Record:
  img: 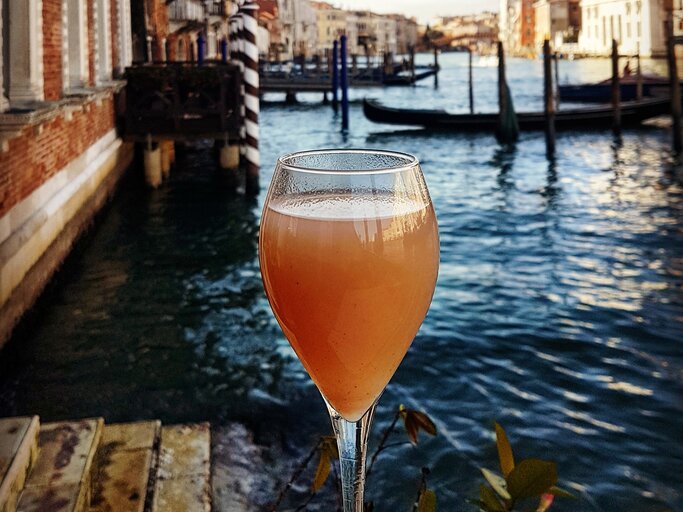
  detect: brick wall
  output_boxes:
[0,96,116,218]
[42,0,63,100]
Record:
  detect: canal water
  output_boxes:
[1,54,682,511]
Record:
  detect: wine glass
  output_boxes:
[259,149,439,511]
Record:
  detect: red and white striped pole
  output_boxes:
[239,1,260,195]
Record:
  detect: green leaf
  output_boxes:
[417,489,437,512]
[506,459,558,499]
[548,485,575,499]
[494,422,515,477]
[480,485,505,512]
[311,450,331,493]
[480,468,511,500]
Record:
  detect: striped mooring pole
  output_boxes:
[239,2,260,195]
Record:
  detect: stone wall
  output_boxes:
[0,89,133,347]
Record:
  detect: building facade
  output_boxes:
[500,0,536,53]
[0,0,135,343]
[533,0,581,48]
[578,0,671,57]
[312,1,347,51]
[278,0,317,58]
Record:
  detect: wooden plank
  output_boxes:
[0,416,40,512]
[17,418,103,512]
[89,421,160,512]
[152,423,211,512]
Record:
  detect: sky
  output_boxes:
[334,0,500,25]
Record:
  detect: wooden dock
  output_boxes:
[0,417,213,512]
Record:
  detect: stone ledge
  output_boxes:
[0,82,126,140]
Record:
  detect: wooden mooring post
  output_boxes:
[543,39,556,154]
[554,51,560,110]
[636,48,643,101]
[468,47,474,114]
[496,41,518,143]
[340,35,349,131]
[433,47,439,87]
[241,2,260,195]
[667,20,682,154]
[611,39,621,136]
[332,40,339,112]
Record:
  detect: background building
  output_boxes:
[578,0,671,57]
[533,0,580,48]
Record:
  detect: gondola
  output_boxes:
[558,74,671,102]
[362,97,671,131]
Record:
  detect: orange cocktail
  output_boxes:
[260,193,439,421]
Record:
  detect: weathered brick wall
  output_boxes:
[42,0,63,100]
[0,96,116,218]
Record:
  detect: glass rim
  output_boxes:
[277,149,419,175]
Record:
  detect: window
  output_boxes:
[626,22,631,37]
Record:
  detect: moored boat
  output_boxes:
[362,97,670,131]
[558,74,672,102]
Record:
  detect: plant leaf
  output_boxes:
[494,422,515,477]
[403,411,419,444]
[321,436,339,460]
[412,411,438,436]
[417,489,437,512]
[311,450,331,493]
[480,468,511,500]
[402,409,437,444]
[506,459,558,499]
[536,493,555,512]
[480,484,505,512]
[548,485,575,499]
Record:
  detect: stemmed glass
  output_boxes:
[259,149,439,511]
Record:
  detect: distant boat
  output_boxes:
[362,97,670,131]
[559,74,672,102]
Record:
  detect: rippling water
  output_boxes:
[1,54,682,511]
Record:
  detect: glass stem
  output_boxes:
[326,403,377,512]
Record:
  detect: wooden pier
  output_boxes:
[123,63,242,142]
[0,416,213,512]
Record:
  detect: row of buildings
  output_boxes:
[429,13,500,52]
[259,0,420,60]
[499,0,680,57]
[133,0,419,63]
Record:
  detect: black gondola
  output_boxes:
[362,97,670,131]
